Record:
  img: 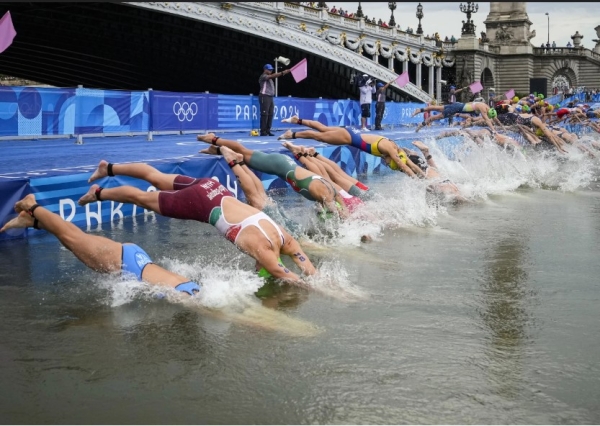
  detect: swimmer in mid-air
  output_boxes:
[1,194,202,295]
[80,159,316,285]
[277,116,424,177]
[197,133,350,219]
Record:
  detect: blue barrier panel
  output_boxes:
[0,87,78,137]
[210,94,257,130]
[150,91,209,132]
[381,102,427,126]
[75,88,150,135]
[0,179,31,240]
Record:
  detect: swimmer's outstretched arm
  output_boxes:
[280,232,317,276]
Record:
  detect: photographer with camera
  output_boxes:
[358,74,376,131]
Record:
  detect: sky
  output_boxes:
[331,2,599,48]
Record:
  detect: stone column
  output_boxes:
[416,63,422,89]
[402,60,408,74]
[436,66,442,103]
[428,65,434,97]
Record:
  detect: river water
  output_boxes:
[1,133,599,424]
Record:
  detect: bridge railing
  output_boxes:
[0,85,427,140]
[533,46,600,62]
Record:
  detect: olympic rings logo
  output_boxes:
[173,101,198,122]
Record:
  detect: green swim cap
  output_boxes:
[257,257,284,278]
[487,108,497,119]
[538,93,544,100]
[522,105,531,113]
[317,201,343,221]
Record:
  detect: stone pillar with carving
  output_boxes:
[594,25,600,54]
[483,2,533,54]
[402,59,408,74]
[416,63,422,89]
[571,31,584,48]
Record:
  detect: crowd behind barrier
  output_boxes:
[0,86,430,139]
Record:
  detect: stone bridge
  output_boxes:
[0,2,459,103]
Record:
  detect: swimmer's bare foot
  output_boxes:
[411,108,422,117]
[14,194,37,213]
[415,122,424,133]
[306,146,316,156]
[78,184,101,206]
[281,115,300,124]
[278,130,294,140]
[0,211,35,233]
[199,145,221,155]
[197,133,216,144]
[281,140,302,156]
[220,146,242,164]
[412,141,430,156]
[88,160,109,183]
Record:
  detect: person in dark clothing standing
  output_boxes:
[258,64,291,136]
[374,78,394,130]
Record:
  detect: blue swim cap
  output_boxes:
[264,64,274,70]
[377,82,384,88]
[450,85,456,89]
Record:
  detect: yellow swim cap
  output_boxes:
[535,128,544,137]
[512,96,519,103]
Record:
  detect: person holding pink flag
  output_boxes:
[258,63,291,136]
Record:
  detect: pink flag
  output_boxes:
[0,11,17,54]
[395,71,409,87]
[469,81,483,94]
[290,58,307,83]
[505,89,515,100]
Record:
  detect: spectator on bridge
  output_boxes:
[567,41,572,48]
[450,35,457,44]
[445,36,450,42]
[377,18,383,26]
[259,63,291,136]
[552,41,557,50]
[375,78,394,130]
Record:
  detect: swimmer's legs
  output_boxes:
[7,197,122,273]
[78,184,161,214]
[221,146,269,210]
[89,160,180,190]
[197,133,254,163]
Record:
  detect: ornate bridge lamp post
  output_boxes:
[416,3,424,35]
[388,2,396,27]
[459,2,478,35]
[355,2,363,18]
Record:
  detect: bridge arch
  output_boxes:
[480,67,495,98]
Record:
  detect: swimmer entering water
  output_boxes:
[277,116,424,177]
[1,194,201,295]
[81,159,316,285]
